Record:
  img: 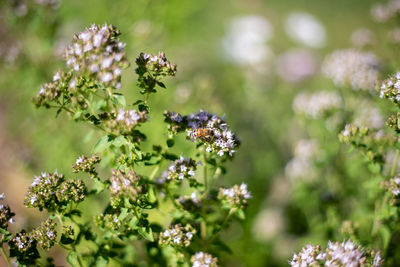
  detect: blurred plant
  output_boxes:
[0,24,250,266]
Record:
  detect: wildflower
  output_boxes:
[24,171,86,211]
[285,12,326,48]
[338,124,369,144]
[289,244,322,266]
[31,219,57,250]
[9,231,36,253]
[285,139,321,181]
[164,110,240,157]
[105,108,148,135]
[191,251,218,267]
[56,179,86,203]
[95,214,123,232]
[378,72,400,105]
[222,15,273,66]
[0,203,15,229]
[109,169,143,206]
[177,192,202,211]
[33,70,73,107]
[64,24,129,88]
[293,91,342,119]
[159,224,196,247]
[277,49,318,83]
[322,49,380,92]
[351,28,375,48]
[218,183,251,209]
[166,157,197,181]
[371,0,400,22]
[290,240,383,267]
[135,52,177,94]
[72,154,101,174]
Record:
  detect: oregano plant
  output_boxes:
[0,24,250,266]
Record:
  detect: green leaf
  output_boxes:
[93,135,113,153]
[112,136,128,148]
[92,178,107,193]
[166,139,174,147]
[72,110,82,120]
[83,130,94,143]
[60,234,74,245]
[235,209,246,220]
[138,226,154,241]
[118,208,129,221]
[162,152,178,161]
[112,94,126,107]
[95,99,107,111]
[379,226,391,250]
[67,252,78,266]
[132,100,144,106]
[213,239,233,254]
[157,81,166,88]
[96,256,108,267]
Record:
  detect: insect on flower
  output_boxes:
[193,127,214,141]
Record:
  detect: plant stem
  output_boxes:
[208,208,236,244]
[1,244,11,267]
[149,160,162,181]
[391,148,400,177]
[203,152,208,192]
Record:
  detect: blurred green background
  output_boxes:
[0,0,389,266]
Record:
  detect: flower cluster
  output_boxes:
[285,139,320,181]
[95,214,123,232]
[64,24,129,88]
[384,176,400,203]
[30,219,57,250]
[177,192,202,211]
[105,108,148,135]
[72,154,101,174]
[322,49,380,92]
[218,183,251,209]
[56,179,86,203]
[293,91,342,119]
[386,112,400,133]
[159,224,196,247]
[289,244,323,266]
[191,251,218,267]
[338,124,369,144]
[290,240,383,267]
[9,231,36,254]
[378,72,400,105]
[164,110,240,157]
[135,52,177,94]
[371,0,400,23]
[0,194,15,229]
[109,169,143,206]
[24,171,86,211]
[166,157,197,181]
[8,219,58,265]
[32,70,72,107]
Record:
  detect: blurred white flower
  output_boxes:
[222,15,274,66]
[174,83,192,104]
[322,49,380,92]
[277,49,318,83]
[293,91,342,119]
[285,12,326,48]
[285,139,321,181]
[351,28,375,48]
[252,208,284,242]
[352,100,384,129]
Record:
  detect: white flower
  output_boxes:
[285,12,326,48]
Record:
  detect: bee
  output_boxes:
[192,128,214,141]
